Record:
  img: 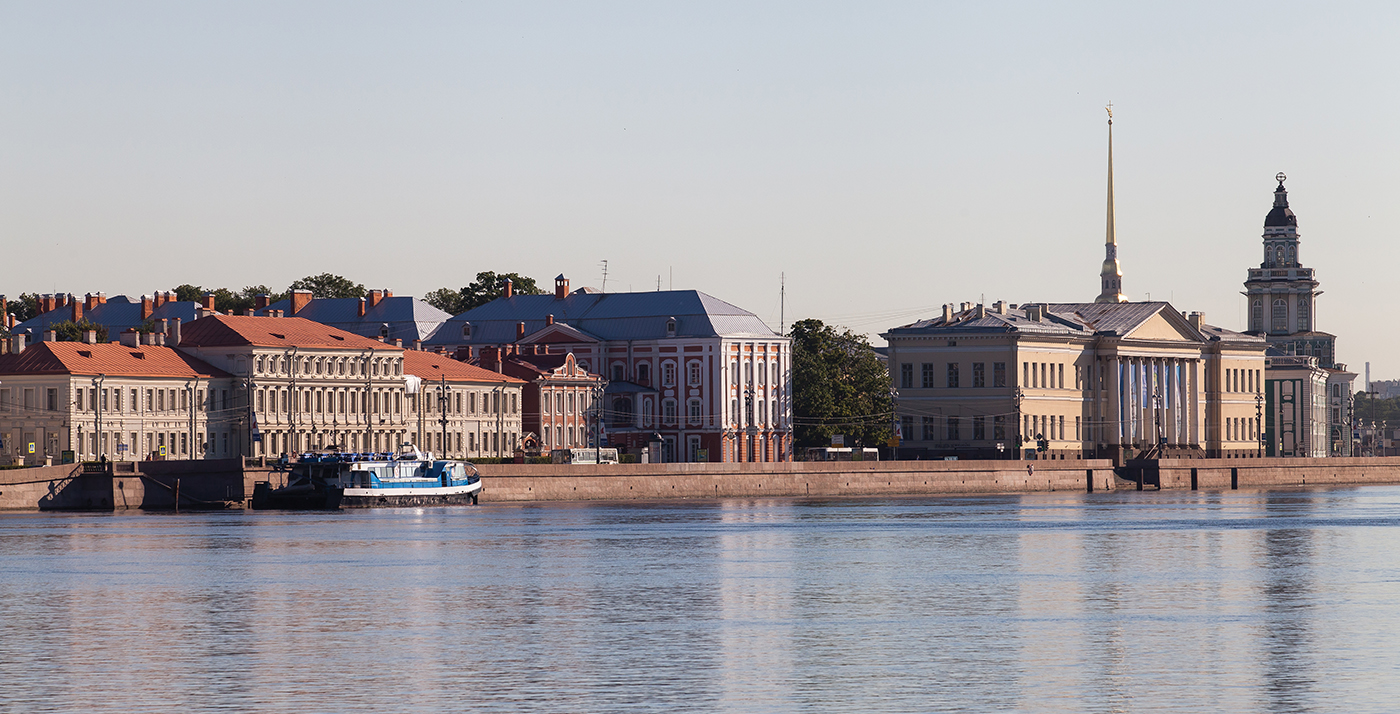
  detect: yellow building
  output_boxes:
[883,301,1267,463]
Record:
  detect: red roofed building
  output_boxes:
[0,335,234,465]
[476,346,602,456]
[401,349,525,459]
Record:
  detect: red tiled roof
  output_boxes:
[402,350,524,385]
[0,341,228,379]
[179,314,398,350]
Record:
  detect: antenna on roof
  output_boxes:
[780,272,785,337]
[600,260,609,294]
[657,275,662,291]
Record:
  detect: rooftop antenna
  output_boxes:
[656,275,662,291]
[600,260,609,293]
[669,266,673,291]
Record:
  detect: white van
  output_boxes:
[551,448,620,465]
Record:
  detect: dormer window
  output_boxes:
[379,323,390,339]
[665,318,676,337]
[461,322,472,339]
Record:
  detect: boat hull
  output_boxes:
[250,481,344,511]
[340,481,483,508]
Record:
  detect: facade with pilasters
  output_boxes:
[884,301,1267,463]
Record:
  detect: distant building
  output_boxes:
[177,314,524,459]
[476,345,602,455]
[400,349,527,459]
[255,289,450,343]
[0,331,233,465]
[8,291,207,337]
[1242,175,1356,456]
[883,301,1267,463]
[425,274,790,463]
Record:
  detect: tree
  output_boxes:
[426,271,545,315]
[287,273,367,300]
[4,293,39,324]
[172,284,284,313]
[48,319,110,343]
[790,318,893,449]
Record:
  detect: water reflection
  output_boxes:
[3,488,1400,713]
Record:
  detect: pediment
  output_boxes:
[1124,312,1198,342]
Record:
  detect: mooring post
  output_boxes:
[1086,468,1094,493]
[1230,467,1238,490]
[1191,467,1198,491]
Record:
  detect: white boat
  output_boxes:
[271,444,483,508]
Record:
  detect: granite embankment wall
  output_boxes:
[0,460,244,511]
[1140,456,1400,490]
[473,460,1118,501]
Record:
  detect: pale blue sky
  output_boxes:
[2,2,1397,376]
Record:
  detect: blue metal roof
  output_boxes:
[13,296,199,336]
[424,289,778,346]
[258,296,450,342]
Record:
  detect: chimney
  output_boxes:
[255,293,270,311]
[975,303,986,318]
[1027,304,1044,322]
[942,304,953,322]
[290,289,313,315]
[994,300,1008,315]
[357,297,366,317]
[384,289,393,298]
[84,293,99,310]
[517,321,526,340]
[119,329,139,348]
[0,295,6,326]
[394,339,403,348]
[503,279,513,299]
[11,333,25,354]
[152,292,163,308]
[554,274,569,299]
[71,300,83,323]
[44,330,57,342]
[455,345,473,362]
[159,319,169,340]
[367,290,383,309]
[170,317,182,346]
[1188,312,1204,330]
[155,332,166,347]
[377,335,386,343]
[546,314,555,326]
[97,292,107,305]
[242,309,254,316]
[412,339,422,351]
[83,330,97,344]
[56,293,68,310]
[202,292,216,311]
[960,301,971,312]
[141,295,154,320]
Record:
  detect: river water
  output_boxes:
[3,486,1399,713]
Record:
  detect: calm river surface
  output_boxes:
[4,486,1400,713]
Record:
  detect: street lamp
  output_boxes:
[1255,390,1264,458]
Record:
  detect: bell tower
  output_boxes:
[1242,173,1333,366]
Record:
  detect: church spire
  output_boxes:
[1096,103,1127,304]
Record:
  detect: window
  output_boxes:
[665,319,676,336]
[946,363,959,388]
[1058,364,1064,389]
[636,363,650,386]
[1024,362,1031,387]
[663,399,676,425]
[921,417,934,442]
[1298,297,1310,330]
[772,363,779,386]
[973,416,985,440]
[901,364,913,389]
[461,323,471,339]
[994,362,1006,388]
[157,390,165,411]
[921,363,935,389]
[662,362,676,387]
[993,415,1006,441]
[1272,298,1288,333]
[946,416,960,441]
[688,399,702,423]
[1252,300,1263,332]
[689,361,702,386]
[900,415,914,440]
[731,360,739,385]
[612,364,624,382]
[972,363,985,388]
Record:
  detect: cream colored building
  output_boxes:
[0,334,236,465]
[883,301,1268,463]
[178,315,524,458]
[402,349,527,459]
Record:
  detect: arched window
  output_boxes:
[665,318,676,337]
[1287,245,1295,265]
[636,363,650,386]
[461,323,471,339]
[1272,299,1288,333]
[1251,300,1262,331]
[662,361,676,387]
[1297,297,1310,331]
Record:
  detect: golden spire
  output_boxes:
[1096,102,1127,304]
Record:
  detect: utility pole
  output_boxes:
[362,348,374,453]
[285,347,298,454]
[92,374,105,461]
[438,376,450,458]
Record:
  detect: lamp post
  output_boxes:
[744,386,755,462]
[437,376,450,458]
[92,374,105,462]
[1255,390,1264,458]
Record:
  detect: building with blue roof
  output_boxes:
[255,288,450,344]
[427,274,790,463]
[9,292,203,338]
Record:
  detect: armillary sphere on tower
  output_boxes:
[1276,172,1287,184]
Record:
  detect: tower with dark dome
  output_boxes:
[1242,173,1336,367]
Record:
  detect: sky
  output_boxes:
[2,1,1397,377]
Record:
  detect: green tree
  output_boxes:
[4,293,40,324]
[427,271,545,315]
[790,318,893,449]
[287,273,367,300]
[48,319,110,343]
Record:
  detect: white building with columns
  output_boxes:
[883,301,1268,463]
